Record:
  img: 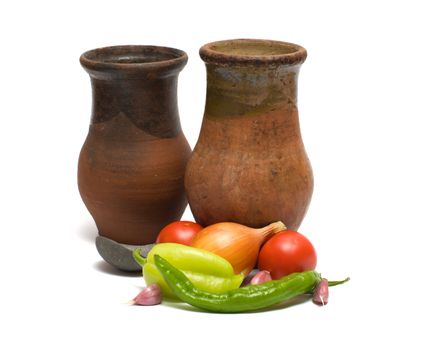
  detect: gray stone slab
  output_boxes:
[95,236,155,272]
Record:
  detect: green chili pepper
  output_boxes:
[143,262,244,297]
[133,244,244,298]
[155,254,349,313]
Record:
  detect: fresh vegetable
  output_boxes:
[141,243,234,277]
[154,254,349,313]
[156,221,203,246]
[258,230,317,279]
[133,243,244,297]
[143,262,244,297]
[130,284,162,306]
[312,278,329,306]
[250,270,272,285]
[191,221,286,276]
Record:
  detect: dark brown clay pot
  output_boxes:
[185,39,313,230]
[79,45,191,245]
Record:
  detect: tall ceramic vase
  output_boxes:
[79,45,191,245]
[185,39,313,230]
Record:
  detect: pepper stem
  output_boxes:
[133,248,147,267]
[327,277,350,287]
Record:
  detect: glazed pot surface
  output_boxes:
[79,45,191,244]
[185,39,313,230]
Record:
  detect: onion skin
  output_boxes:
[191,221,286,276]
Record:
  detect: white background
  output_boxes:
[1,0,439,349]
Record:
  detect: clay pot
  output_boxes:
[79,45,191,245]
[185,39,313,230]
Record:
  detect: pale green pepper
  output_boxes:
[146,243,234,277]
[133,243,244,298]
[143,262,244,297]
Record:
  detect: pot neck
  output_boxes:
[204,64,301,119]
[89,74,182,138]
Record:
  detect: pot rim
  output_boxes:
[200,39,307,66]
[80,45,187,77]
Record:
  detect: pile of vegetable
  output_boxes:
[129,220,349,312]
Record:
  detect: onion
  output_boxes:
[191,221,286,276]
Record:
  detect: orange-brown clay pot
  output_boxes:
[185,39,313,230]
[79,45,191,245]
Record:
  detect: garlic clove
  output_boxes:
[131,284,162,306]
[250,270,272,285]
[312,278,329,306]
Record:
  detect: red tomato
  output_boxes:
[156,221,203,246]
[258,230,317,279]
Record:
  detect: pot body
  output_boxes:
[78,46,191,244]
[185,39,313,229]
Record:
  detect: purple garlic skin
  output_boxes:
[313,278,329,306]
[132,284,162,306]
[250,270,272,285]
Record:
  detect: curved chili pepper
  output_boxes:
[144,262,244,297]
[155,254,327,313]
